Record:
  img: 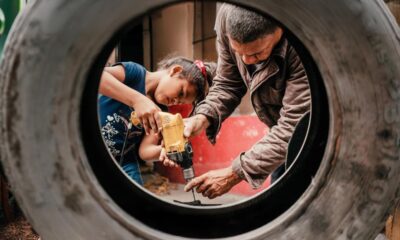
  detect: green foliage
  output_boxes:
[0,8,4,36]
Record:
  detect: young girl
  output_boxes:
[98,56,216,185]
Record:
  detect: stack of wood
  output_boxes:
[386,0,400,24]
[386,201,400,240]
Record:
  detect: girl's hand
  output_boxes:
[133,96,162,135]
[159,148,179,168]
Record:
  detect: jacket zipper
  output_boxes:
[249,62,279,123]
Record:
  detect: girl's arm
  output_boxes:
[99,65,148,108]
[99,65,162,135]
[139,133,178,167]
[138,133,162,161]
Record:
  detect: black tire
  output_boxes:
[1,1,399,239]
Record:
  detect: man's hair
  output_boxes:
[226,5,279,44]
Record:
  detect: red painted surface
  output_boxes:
[155,105,271,196]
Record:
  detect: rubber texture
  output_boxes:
[0,0,400,239]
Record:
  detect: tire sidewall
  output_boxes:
[0,0,399,239]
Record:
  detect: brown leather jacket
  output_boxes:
[194,4,311,188]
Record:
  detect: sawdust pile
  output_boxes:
[143,173,178,195]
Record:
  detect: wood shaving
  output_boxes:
[143,173,178,196]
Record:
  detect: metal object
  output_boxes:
[173,200,221,206]
[0,8,5,36]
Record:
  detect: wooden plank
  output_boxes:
[386,200,400,240]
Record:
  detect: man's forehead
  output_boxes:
[228,35,272,54]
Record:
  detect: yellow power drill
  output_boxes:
[130,111,196,199]
[156,112,195,182]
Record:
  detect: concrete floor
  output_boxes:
[159,183,246,205]
[141,170,247,206]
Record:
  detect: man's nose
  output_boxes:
[242,55,257,65]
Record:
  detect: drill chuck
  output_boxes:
[167,142,194,181]
[183,167,195,181]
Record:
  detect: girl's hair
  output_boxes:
[157,56,216,105]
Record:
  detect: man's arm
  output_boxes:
[232,47,311,189]
[185,47,311,197]
[184,166,242,199]
[192,6,247,142]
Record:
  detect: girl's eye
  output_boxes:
[179,90,184,98]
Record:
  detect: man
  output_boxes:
[183,4,311,199]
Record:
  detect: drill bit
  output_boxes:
[191,188,196,201]
[186,177,196,201]
[183,167,196,201]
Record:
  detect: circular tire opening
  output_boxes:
[81,2,328,238]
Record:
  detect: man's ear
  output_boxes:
[169,65,183,77]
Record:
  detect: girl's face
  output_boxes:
[154,66,197,106]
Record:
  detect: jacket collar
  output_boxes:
[271,36,288,60]
[240,37,288,91]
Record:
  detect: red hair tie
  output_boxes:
[194,60,207,83]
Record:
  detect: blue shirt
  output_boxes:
[98,62,146,162]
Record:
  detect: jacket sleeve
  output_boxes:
[194,5,247,144]
[231,47,311,188]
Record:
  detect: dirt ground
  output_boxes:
[0,172,177,240]
[0,215,39,240]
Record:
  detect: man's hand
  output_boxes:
[132,96,162,135]
[183,114,210,138]
[184,167,242,199]
[159,147,178,168]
